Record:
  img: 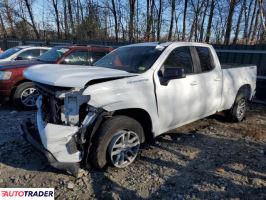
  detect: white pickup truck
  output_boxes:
[21,42,257,176]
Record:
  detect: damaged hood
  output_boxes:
[24,64,136,88]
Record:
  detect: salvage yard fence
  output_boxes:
[0,39,266,101]
[0,38,130,50]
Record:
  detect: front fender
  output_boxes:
[82,77,160,134]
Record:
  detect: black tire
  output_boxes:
[12,82,39,110]
[90,115,145,169]
[226,92,248,122]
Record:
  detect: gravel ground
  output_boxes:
[0,103,265,199]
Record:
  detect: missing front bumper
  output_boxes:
[20,120,81,177]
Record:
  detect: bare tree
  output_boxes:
[129,0,136,42]
[51,0,60,39]
[168,0,176,41]
[146,0,155,41]
[213,1,227,43]
[0,13,7,39]
[68,0,75,36]
[199,0,209,42]
[233,0,245,44]
[182,0,188,40]
[63,0,69,39]
[151,0,156,40]
[243,0,254,43]
[3,0,16,38]
[251,9,260,42]
[110,0,118,42]
[0,0,265,44]
[258,0,266,41]
[156,0,163,41]
[190,0,205,42]
[224,0,237,44]
[205,0,215,42]
[24,0,40,39]
[248,0,258,42]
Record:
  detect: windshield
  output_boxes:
[37,47,70,62]
[93,46,165,73]
[0,47,22,59]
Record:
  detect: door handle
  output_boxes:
[214,77,221,81]
[190,81,198,86]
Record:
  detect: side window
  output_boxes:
[17,49,40,60]
[90,51,107,64]
[196,47,214,72]
[40,49,49,55]
[63,51,88,65]
[163,47,193,74]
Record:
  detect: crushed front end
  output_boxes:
[21,83,103,176]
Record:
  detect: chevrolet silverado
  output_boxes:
[21,42,257,176]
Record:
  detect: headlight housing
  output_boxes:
[0,71,12,80]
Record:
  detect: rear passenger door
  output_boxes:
[193,46,222,116]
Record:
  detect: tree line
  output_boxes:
[0,0,265,45]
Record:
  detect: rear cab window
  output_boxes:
[195,47,215,72]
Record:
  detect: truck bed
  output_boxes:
[220,64,257,111]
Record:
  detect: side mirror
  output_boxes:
[159,66,186,85]
[163,67,186,79]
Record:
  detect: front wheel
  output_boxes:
[226,92,247,122]
[90,116,145,169]
[12,82,39,110]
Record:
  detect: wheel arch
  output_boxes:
[11,79,33,97]
[225,84,250,122]
[238,84,252,100]
[113,108,154,143]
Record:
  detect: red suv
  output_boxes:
[0,45,113,109]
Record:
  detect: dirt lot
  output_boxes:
[0,103,265,200]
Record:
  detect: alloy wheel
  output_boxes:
[20,87,39,107]
[108,130,140,168]
[236,98,246,120]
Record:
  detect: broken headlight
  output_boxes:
[60,89,90,126]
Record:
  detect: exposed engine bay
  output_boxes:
[35,82,90,126]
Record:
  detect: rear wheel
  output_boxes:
[12,82,39,110]
[90,116,145,169]
[226,92,247,122]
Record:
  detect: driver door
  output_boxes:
[155,46,202,132]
